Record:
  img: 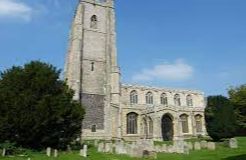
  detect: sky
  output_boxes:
[0,0,245,96]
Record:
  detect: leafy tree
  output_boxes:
[228,84,246,135]
[205,95,236,141]
[0,61,84,149]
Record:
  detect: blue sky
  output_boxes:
[0,0,245,96]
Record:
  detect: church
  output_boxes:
[65,0,207,142]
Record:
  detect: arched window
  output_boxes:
[195,115,203,133]
[146,92,153,104]
[180,114,189,133]
[174,94,181,106]
[130,90,138,104]
[161,93,168,105]
[90,15,97,29]
[127,112,138,134]
[186,95,193,106]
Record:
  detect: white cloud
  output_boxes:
[0,0,33,21]
[132,59,194,82]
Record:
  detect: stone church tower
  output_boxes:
[65,0,121,140]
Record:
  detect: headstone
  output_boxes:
[194,142,201,150]
[54,149,58,157]
[161,144,167,152]
[67,145,72,152]
[185,142,193,150]
[174,140,185,153]
[94,140,99,147]
[27,158,31,160]
[83,145,87,157]
[143,150,157,159]
[115,141,127,154]
[201,141,208,149]
[229,138,238,149]
[2,148,6,157]
[46,147,51,157]
[98,143,104,152]
[79,149,83,156]
[105,143,113,153]
[154,145,161,152]
[184,144,190,155]
[207,142,216,150]
[129,146,143,158]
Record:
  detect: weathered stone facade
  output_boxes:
[65,0,207,141]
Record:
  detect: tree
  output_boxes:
[228,84,246,135]
[0,61,84,149]
[205,96,236,141]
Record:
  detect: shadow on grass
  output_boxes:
[222,154,246,160]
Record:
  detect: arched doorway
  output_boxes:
[161,114,173,141]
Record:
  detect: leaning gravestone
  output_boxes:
[194,142,201,150]
[207,142,216,150]
[46,147,51,157]
[2,148,6,157]
[229,138,238,149]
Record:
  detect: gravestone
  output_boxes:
[229,138,238,149]
[185,142,193,150]
[79,149,83,156]
[143,150,157,159]
[98,143,105,152]
[201,141,208,149]
[105,143,113,153]
[46,147,51,157]
[207,142,216,150]
[2,148,6,157]
[54,149,58,157]
[184,144,190,155]
[27,158,31,160]
[174,140,185,153]
[83,145,87,157]
[194,142,201,150]
[161,144,167,152]
[115,141,127,154]
[67,145,72,152]
[94,140,99,147]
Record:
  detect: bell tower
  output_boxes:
[65,0,121,140]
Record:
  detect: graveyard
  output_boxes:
[0,137,245,160]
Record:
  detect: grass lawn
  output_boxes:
[0,137,245,160]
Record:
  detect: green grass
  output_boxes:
[0,137,246,160]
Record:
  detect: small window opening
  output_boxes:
[91,62,94,71]
[91,125,96,132]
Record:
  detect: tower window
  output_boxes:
[90,15,98,29]
[91,62,95,71]
[91,125,96,132]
